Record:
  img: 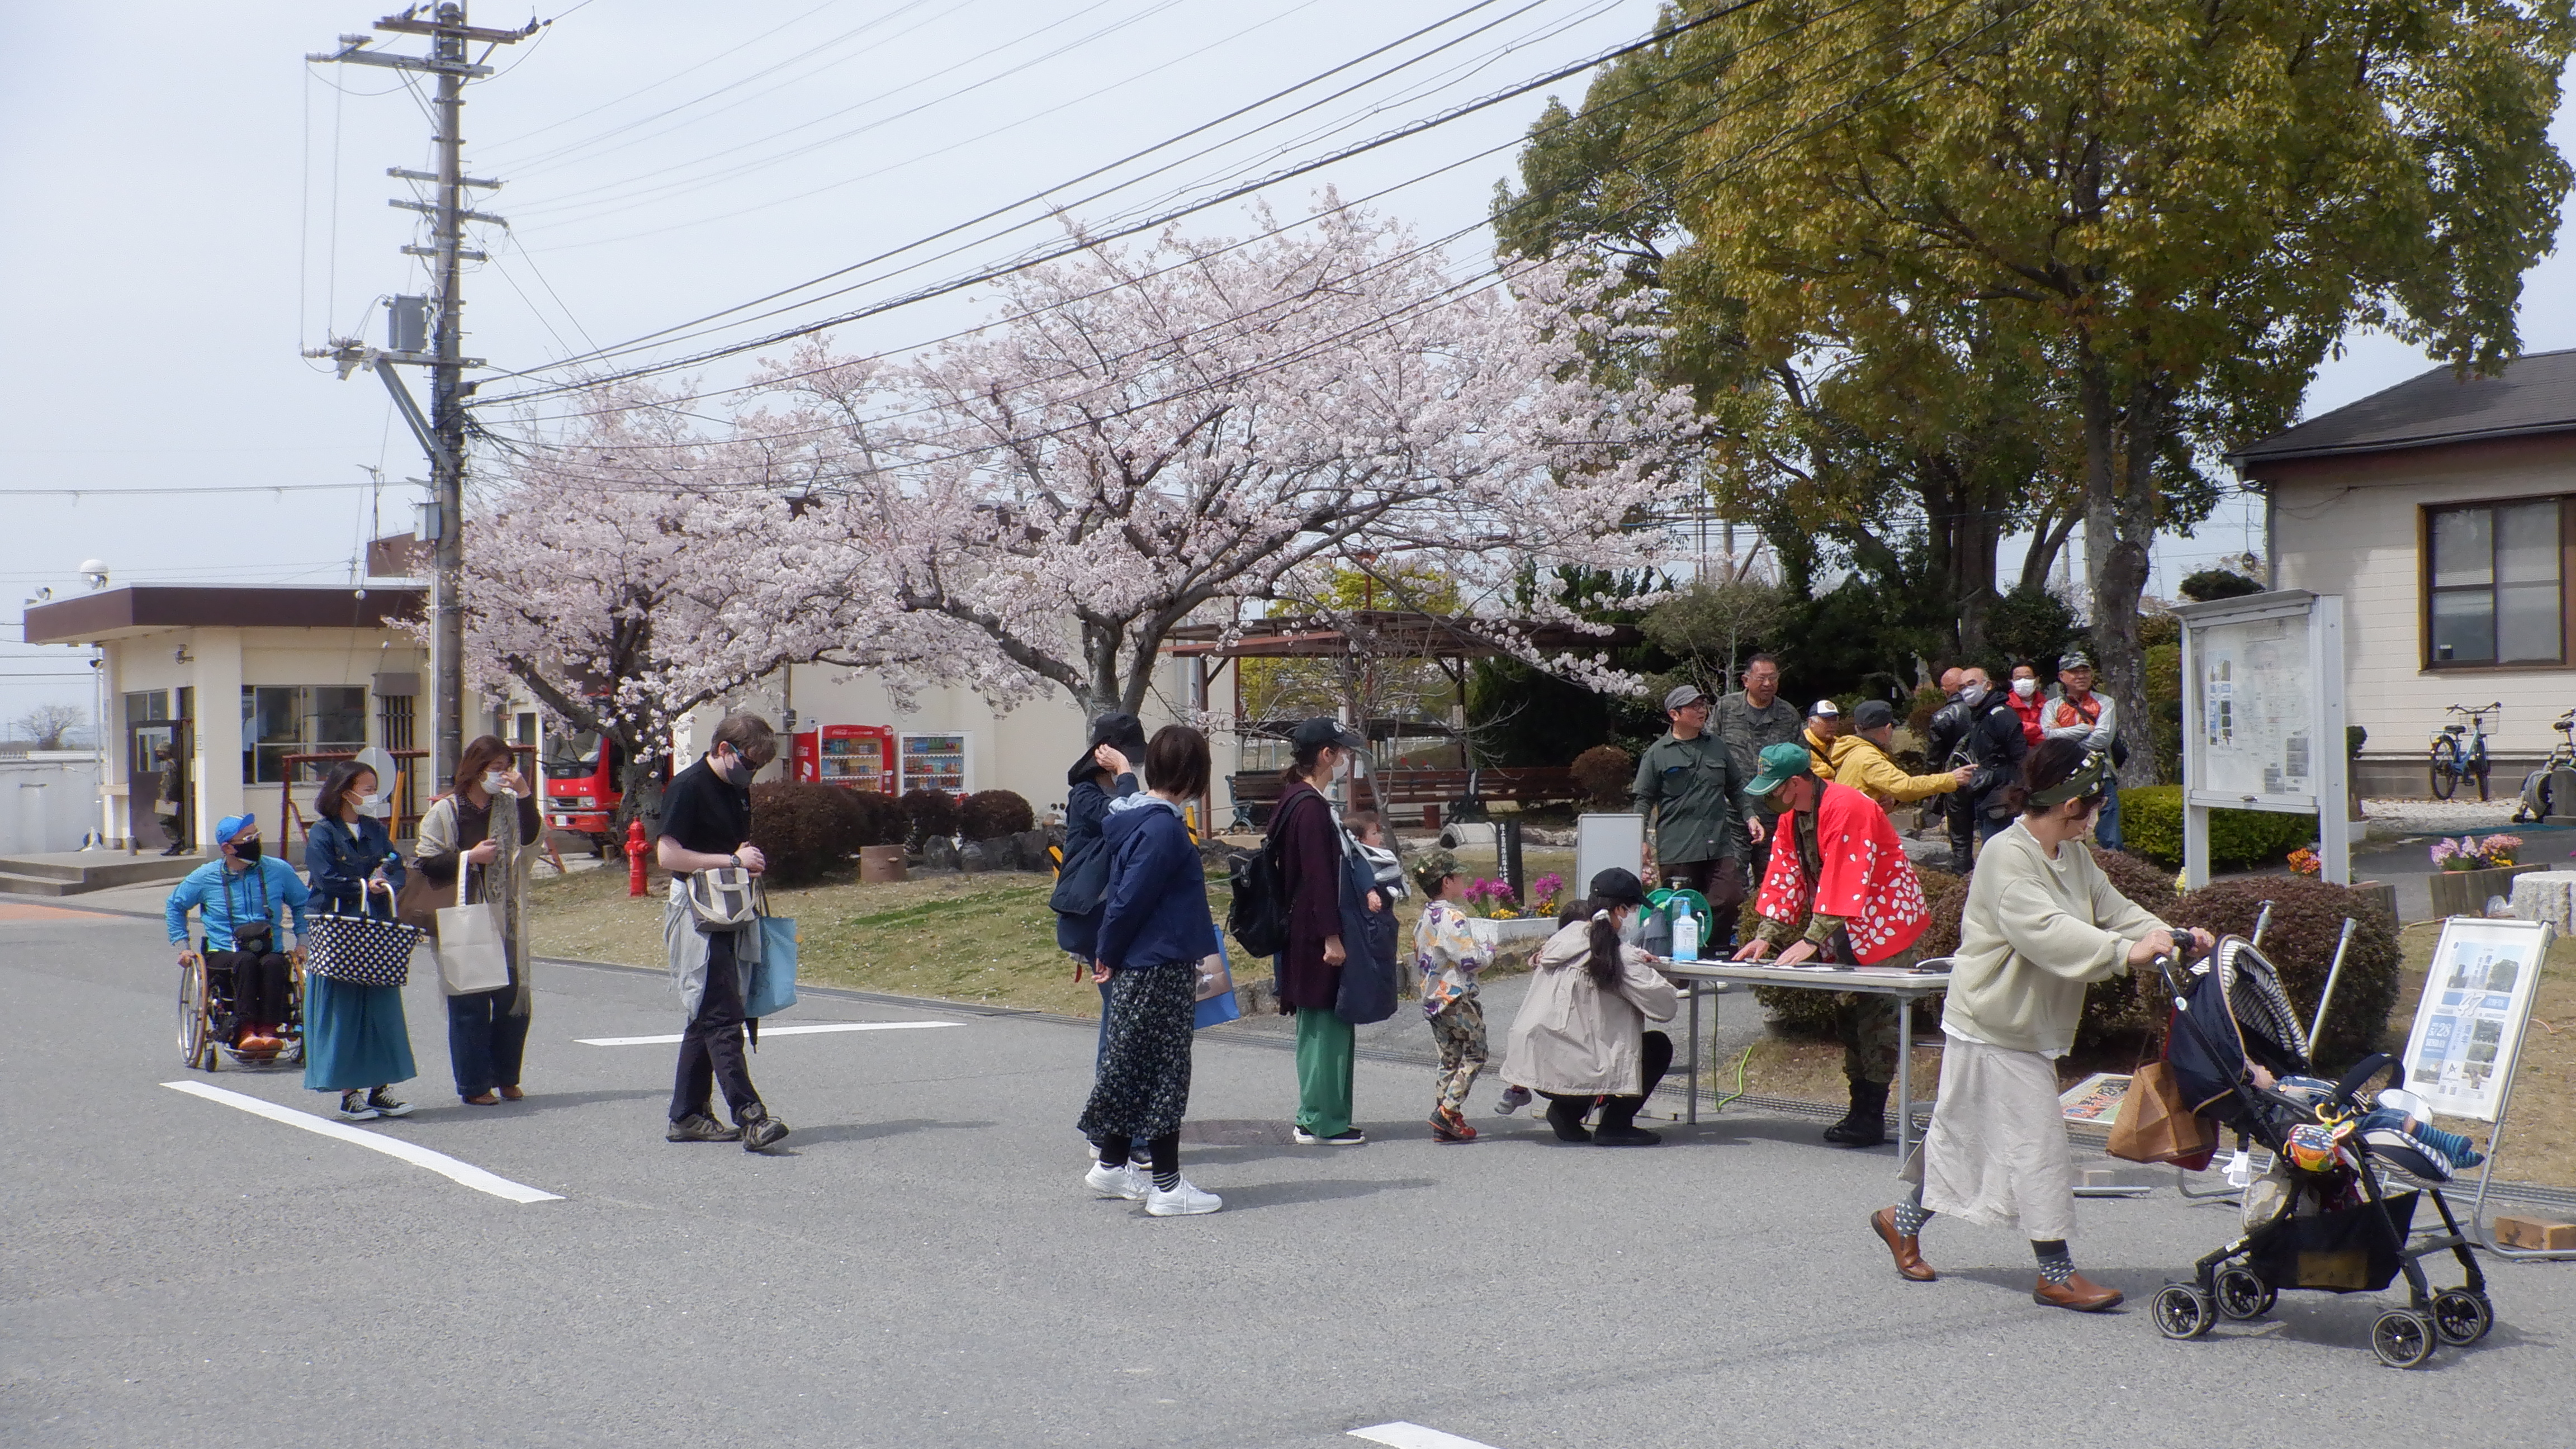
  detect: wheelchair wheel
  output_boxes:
[2214,1266,2274,1320]
[2153,1285,2215,1340]
[2372,1309,2436,1368]
[2432,1289,2493,1346]
[177,956,212,1071]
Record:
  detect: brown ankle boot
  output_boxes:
[1871,1207,1936,1281]
[2033,1271,2123,1311]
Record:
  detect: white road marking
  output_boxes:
[1349,1424,1504,1449]
[161,1082,562,1204]
[575,1020,962,1046]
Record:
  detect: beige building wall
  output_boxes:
[2266,434,2576,772]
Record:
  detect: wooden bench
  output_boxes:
[1227,766,1579,829]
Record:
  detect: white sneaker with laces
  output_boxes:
[1144,1177,1222,1216]
[1084,1161,1147,1201]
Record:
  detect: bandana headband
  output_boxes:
[2029,751,2109,808]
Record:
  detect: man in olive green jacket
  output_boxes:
[1631,683,1750,939]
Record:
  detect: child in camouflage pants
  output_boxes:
[1412,849,1493,1143]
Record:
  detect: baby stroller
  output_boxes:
[2147,937,2491,1368]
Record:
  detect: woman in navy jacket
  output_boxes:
[302,759,419,1120]
[1077,725,1222,1216]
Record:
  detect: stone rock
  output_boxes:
[958,839,993,873]
[922,836,960,872]
[1011,829,1052,872]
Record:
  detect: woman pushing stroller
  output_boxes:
[1868,740,2213,1311]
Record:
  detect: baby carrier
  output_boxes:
[2147,937,2494,1368]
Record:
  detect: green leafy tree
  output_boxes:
[1674,0,2573,784]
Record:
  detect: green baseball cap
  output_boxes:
[1744,740,1813,799]
[1410,846,1462,896]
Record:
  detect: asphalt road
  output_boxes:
[8,905,2574,1449]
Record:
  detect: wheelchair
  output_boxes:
[177,939,305,1072]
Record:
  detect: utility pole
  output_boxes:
[307,4,532,794]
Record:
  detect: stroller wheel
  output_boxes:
[2153,1285,2215,1341]
[2432,1290,2493,1346]
[2371,1310,2437,1368]
[2214,1267,2274,1320]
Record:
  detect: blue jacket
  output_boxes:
[1094,795,1214,972]
[306,815,407,916]
[1053,770,1138,955]
[166,856,312,950]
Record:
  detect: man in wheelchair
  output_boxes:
[167,813,312,1053]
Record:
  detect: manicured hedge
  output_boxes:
[2119,784,2314,869]
[747,782,850,887]
[1571,744,1635,811]
[899,788,961,847]
[959,789,1036,840]
[829,788,908,852]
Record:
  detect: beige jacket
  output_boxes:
[1500,920,1680,1096]
[1944,821,2166,1055]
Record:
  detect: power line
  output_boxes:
[477,0,2028,491]
[481,0,1907,447]
[477,0,1536,389]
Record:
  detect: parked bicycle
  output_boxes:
[2429,703,2499,802]
[2513,709,2576,822]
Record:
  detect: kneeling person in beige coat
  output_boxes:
[1499,868,1679,1146]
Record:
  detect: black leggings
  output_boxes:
[1096,1130,1180,1182]
[1542,1030,1673,1128]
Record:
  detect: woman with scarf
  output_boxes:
[1271,716,1372,1147]
[1499,868,1679,1146]
[303,759,417,1120]
[1078,725,1222,1215]
[415,734,542,1106]
[1870,739,2212,1310]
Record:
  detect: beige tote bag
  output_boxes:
[435,868,510,996]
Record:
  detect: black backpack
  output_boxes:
[1226,789,1318,959]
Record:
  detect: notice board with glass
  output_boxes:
[2174,590,2350,887]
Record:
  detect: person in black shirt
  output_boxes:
[658,712,788,1150]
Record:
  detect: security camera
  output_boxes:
[78,560,108,590]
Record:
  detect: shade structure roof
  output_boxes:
[1164,610,1641,659]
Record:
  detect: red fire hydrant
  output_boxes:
[626,818,649,897]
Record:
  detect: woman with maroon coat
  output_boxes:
[1272,717,1371,1145]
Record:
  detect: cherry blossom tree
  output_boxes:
[754,203,1706,717]
[457,383,959,825]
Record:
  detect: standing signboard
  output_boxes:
[2171,590,2350,888]
[2402,916,2572,1259]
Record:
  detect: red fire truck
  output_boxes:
[542,730,627,858]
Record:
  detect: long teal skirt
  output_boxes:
[302,971,418,1091]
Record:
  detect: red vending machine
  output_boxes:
[815,725,895,794]
[790,730,821,784]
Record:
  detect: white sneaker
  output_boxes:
[1144,1177,1222,1216]
[1084,1161,1147,1201]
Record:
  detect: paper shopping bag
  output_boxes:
[434,870,510,996]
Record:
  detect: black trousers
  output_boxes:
[671,932,763,1125]
[447,978,531,1098]
[1542,1030,1674,1129]
[209,949,292,1025]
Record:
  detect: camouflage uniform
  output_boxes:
[1429,993,1489,1113]
[1833,940,1924,1086]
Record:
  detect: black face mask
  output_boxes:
[234,839,263,864]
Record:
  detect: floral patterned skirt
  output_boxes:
[1078,960,1196,1141]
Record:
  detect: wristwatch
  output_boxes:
[728,853,741,869]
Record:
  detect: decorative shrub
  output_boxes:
[2090,845,2179,916]
[959,789,1036,840]
[2164,876,2402,1072]
[899,788,961,847]
[829,788,908,852]
[747,782,850,887]
[1569,744,1636,811]
[2119,784,2314,869]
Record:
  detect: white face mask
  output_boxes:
[2012,678,2037,699]
[1616,908,1642,944]
[481,770,512,797]
[1959,683,1986,706]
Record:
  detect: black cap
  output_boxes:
[1291,717,1367,754]
[1587,866,1647,906]
[1853,699,1896,731]
[1069,711,1150,785]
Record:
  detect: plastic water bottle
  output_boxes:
[1671,905,1700,962]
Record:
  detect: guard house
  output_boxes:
[2231,348,2576,796]
[17,583,489,850]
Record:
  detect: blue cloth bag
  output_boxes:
[746,916,799,1018]
[1194,926,1243,1030]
